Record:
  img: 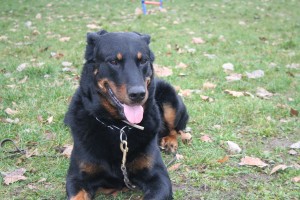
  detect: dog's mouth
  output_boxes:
[106,86,144,124]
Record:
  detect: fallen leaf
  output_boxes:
[5,108,18,115]
[176,62,188,69]
[203,82,216,90]
[290,108,298,117]
[47,116,53,124]
[59,37,70,42]
[292,176,300,183]
[192,37,205,44]
[44,130,56,140]
[153,64,173,77]
[2,168,27,185]
[18,76,28,84]
[246,70,265,79]
[222,63,234,71]
[226,73,242,82]
[288,149,297,155]
[176,154,184,160]
[203,53,217,59]
[227,141,242,154]
[179,130,192,144]
[37,115,43,123]
[50,52,64,59]
[224,90,245,97]
[168,163,181,171]
[239,156,268,168]
[217,155,229,163]
[26,148,39,158]
[270,164,289,175]
[62,61,72,67]
[286,63,300,69]
[135,7,143,15]
[200,95,214,102]
[87,24,101,30]
[256,87,273,99]
[62,144,73,158]
[200,134,212,142]
[179,89,192,97]
[3,118,20,124]
[17,63,28,72]
[290,141,300,149]
[35,13,42,19]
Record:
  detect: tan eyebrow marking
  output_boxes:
[117,53,123,60]
[137,52,142,60]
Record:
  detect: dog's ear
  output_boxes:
[85,30,108,62]
[141,34,151,45]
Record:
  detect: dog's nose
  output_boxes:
[128,86,146,102]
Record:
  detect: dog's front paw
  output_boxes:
[160,135,178,153]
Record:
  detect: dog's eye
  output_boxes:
[140,59,148,65]
[109,60,118,65]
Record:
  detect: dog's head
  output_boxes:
[82,30,155,124]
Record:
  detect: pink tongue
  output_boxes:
[123,104,144,124]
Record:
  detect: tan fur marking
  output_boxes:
[127,154,153,173]
[163,103,176,129]
[70,190,90,200]
[79,162,103,174]
[117,53,123,60]
[97,78,109,92]
[137,52,142,60]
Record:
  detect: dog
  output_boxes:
[64,30,189,200]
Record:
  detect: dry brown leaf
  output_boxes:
[203,82,216,90]
[2,168,27,185]
[270,164,289,175]
[224,90,245,97]
[227,141,242,154]
[168,163,181,171]
[59,37,70,42]
[87,24,101,30]
[226,73,242,82]
[135,7,143,15]
[18,76,28,84]
[217,155,229,163]
[292,176,300,183]
[47,116,53,124]
[290,108,299,117]
[288,149,297,155]
[62,144,73,158]
[153,64,173,77]
[176,154,184,160]
[26,148,39,158]
[222,63,234,71]
[200,95,214,102]
[239,156,268,168]
[176,62,188,69]
[5,108,18,115]
[17,63,28,72]
[290,141,300,149]
[246,70,264,79]
[192,37,205,44]
[179,130,192,144]
[256,87,273,99]
[179,89,192,97]
[200,134,212,142]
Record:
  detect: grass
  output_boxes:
[0,0,299,199]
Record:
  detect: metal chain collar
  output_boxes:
[95,117,136,190]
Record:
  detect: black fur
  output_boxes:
[64,30,188,200]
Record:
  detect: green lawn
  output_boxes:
[0,0,299,199]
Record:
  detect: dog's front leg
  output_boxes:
[142,172,173,200]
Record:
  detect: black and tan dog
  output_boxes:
[64,30,189,200]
